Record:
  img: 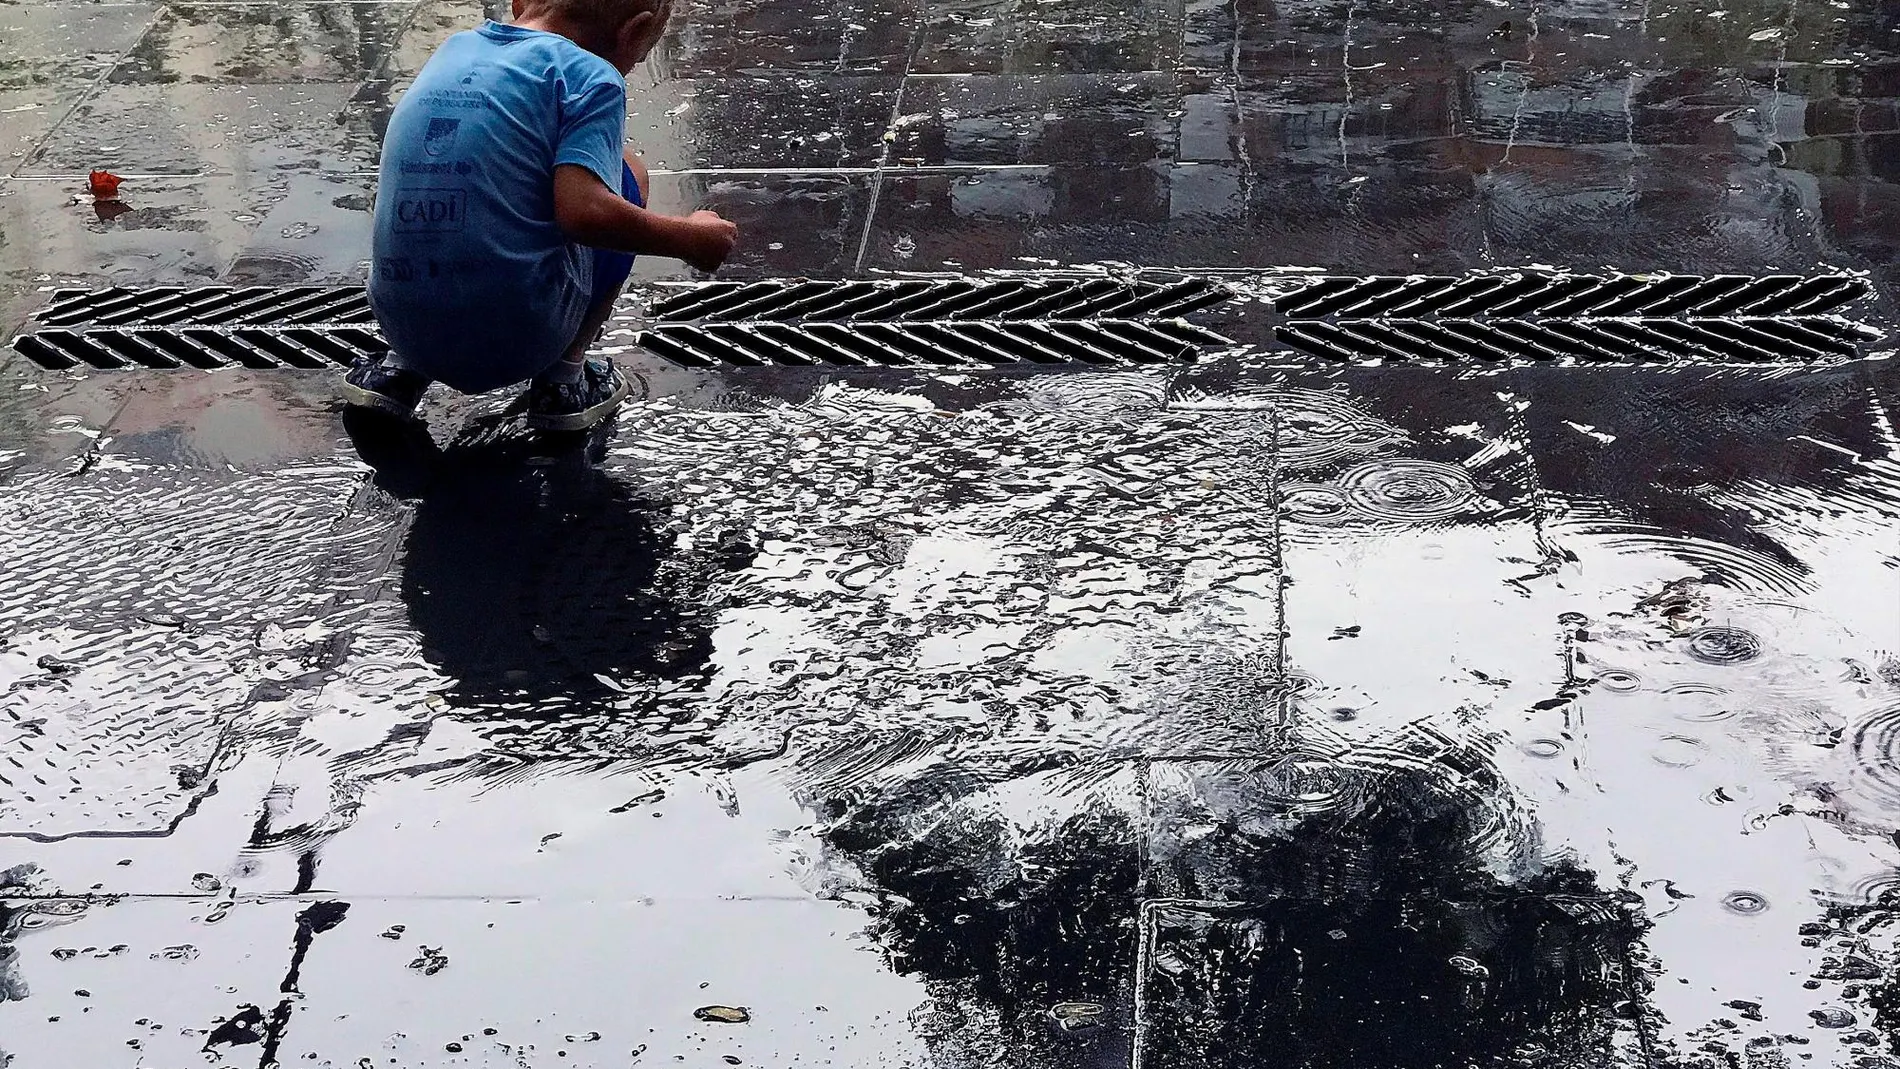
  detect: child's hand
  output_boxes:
[681,210,738,272]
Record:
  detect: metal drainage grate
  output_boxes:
[647,277,1233,323]
[12,327,385,371]
[1277,317,1877,364]
[1276,274,1870,320]
[32,285,374,327]
[7,273,1884,371]
[640,320,1224,368]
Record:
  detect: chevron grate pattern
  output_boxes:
[13,326,385,371]
[640,320,1223,368]
[1277,317,1877,364]
[6,273,1885,370]
[1276,274,1870,320]
[32,286,374,327]
[646,277,1233,323]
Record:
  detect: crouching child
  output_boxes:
[344,0,739,430]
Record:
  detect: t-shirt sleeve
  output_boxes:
[553,74,626,192]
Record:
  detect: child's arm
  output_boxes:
[553,165,737,272]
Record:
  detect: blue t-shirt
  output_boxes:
[368,22,626,392]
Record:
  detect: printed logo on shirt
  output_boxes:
[399,160,475,176]
[392,188,469,233]
[423,117,461,158]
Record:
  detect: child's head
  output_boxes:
[513,0,671,72]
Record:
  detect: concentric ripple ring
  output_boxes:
[1337,459,1479,523]
[1684,626,1763,666]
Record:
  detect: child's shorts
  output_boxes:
[375,159,646,393]
[587,159,644,309]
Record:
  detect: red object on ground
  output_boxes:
[88,170,123,199]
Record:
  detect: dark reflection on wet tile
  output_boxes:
[1138,750,1643,1068]
[1136,894,1640,1068]
[1454,150,1823,271]
[632,171,875,279]
[0,4,157,90]
[813,762,1141,1065]
[1517,365,1896,585]
[889,73,1189,167]
[1235,68,1453,164]
[862,162,1478,273]
[626,75,901,170]
[1140,748,1649,1063]
[650,0,920,76]
[22,83,370,176]
[107,2,416,85]
[912,0,1181,74]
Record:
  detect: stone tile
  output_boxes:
[0,457,374,838]
[649,0,920,76]
[1503,365,1900,1057]
[1255,368,1580,819]
[384,0,508,80]
[1515,363,1900,725]
[1448,145,1826,272]
[275,898,930,1065]
[626,74,901,170]
[0,892,308,1068]
[860,162,1479,273]
[228,761,832,899]
[105,1,417,85]
[1133,896,1647,1067]
[863,164,1182,272]
[888,72,1185,167]
[100,368,353,469]
[0,175,268,285]
[21,82,372,176]
[0,3,158,90]
[630,170,876,280]
[0,349,151,478]
[0,87,87,176]
[224,170,374,283]
[912,0,1182,74]
[1234,68,1456,167]
[0,621,263,837]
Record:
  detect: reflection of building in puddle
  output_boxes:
[801,713,1639,1068]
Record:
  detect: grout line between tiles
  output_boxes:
[849,23,925,276]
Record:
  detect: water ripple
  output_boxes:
[1683,626,1764,666]
[1337,459,1481,524]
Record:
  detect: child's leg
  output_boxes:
[539,151,648,383]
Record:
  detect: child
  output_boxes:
[343,0,738,431]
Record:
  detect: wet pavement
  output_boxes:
[5,0,1900,1067]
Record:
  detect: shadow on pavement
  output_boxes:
[341,405,715,715]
